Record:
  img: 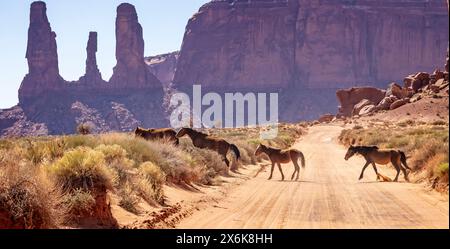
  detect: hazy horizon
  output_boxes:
[0,0,209,109]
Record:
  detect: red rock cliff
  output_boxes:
[173,0,449,90]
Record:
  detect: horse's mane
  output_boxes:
[262,144,282,152]
[353,145,379,152]
[184,128,209,138]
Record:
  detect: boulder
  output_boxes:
[377,96,398,110]
[403,75,415,88]
[352,99,373,116]
[430,84,440,93]
[433,69,444,81]
[336,87,386,117]
[358,105,377,116]
[390,98,410,110]
[435,78,449,90]
[386,82,408,99]
[409,94,422,103]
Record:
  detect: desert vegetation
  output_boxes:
[0,123,305,228]
[339,120,449,191]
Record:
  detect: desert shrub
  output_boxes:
[94,144,134,186]
[117,183,140,214]
[77,123,92,135]
[409,139,447,171]
[63,135,98,150]
[0,162,63,228]
[48,147,117,192]
[397,119,415,127]
[233,141,257,165]
[44,138,66,160]
[95,144,127,163]
[138,162,165,203]
[23,140,47,165]
[436,162,449,177]
[99,133,160,167]
[431,120,448,126]
[62,188,95,216]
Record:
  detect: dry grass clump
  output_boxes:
[0,153,64,228]
[138,162,165,203]
[339,123,449,191]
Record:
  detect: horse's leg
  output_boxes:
[224,157,230,167]
[292,159,300,181]
[371,162,380,181]
[268,162,275,180]
[359,161,370,180]
[277,163,285,181]
[392,161,401,182]
[398,158,409,182]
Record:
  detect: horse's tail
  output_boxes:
[399,151,411,170]
[298,151,306,168]
[230,144,241,160]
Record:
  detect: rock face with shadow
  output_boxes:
[171,0,448,121]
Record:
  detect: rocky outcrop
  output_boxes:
[78,32,106,86]
[336,87,386,117]
[109,3,161,89]
[145,51,179,86]
[19,1,64,101]
[173,0,448,90]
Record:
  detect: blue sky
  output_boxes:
[0,0,209,108]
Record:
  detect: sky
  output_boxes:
[0,0,209,108]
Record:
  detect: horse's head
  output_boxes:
[134,126,144,137]
[254,143,266,156]
[176,127,190,138]
[344,145,357,161]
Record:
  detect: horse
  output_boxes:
[134,127,179,145]
[175,128,240,167]
[344,145,411,182]
[254,143,305,181]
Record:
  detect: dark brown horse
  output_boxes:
[134,127,179,145]
[175,128,240,167]
[344,145,411,182]
[254,144,305,181]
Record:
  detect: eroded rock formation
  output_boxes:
[1,2,166,137]
[19,1,64,101]
[109,3,161,89]
[78,32,105,86]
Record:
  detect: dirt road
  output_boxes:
[177,125,449,229]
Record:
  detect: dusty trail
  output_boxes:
[177,125,449,229]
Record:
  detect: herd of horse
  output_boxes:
[134,127,411,182]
